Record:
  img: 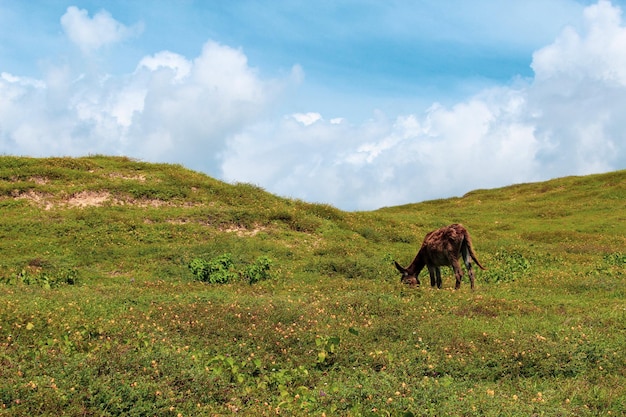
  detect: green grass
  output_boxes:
[0,155,624,416]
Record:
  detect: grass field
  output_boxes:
[0,155,624,416]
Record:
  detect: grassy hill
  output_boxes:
[0,155,624,416]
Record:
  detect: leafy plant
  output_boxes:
[243,256,273,284]
[188,254,237,283]
[604,252,626,267]
[209,354,249,384]
[590,251,626,278]
[2,267,80,288]
[316,335,340,368]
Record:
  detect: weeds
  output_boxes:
[1,267,80,288]
[189,254,275,284]
[315,335,341,368]
[188,254,238,283]
[604,252,626,266]
[244,255,274,284]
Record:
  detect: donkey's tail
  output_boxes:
[464,231,487,270]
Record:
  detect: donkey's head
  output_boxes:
[394,261,420,286]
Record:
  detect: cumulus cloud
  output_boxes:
[222,91,541,209]
[292,112,323,126]
[528,0,626,176]
[138,51,192,83]
[61,6,143,52]
[222,0,626,209]
[0,39,284,175]
[532,0,626,85]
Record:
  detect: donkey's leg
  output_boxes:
[462,245,476,290]
[451,259,464,290]
[435,267,442,289]
[427,266,437,287]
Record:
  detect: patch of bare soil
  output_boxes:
[29,176,49,185]
[131,199,172,208]
[15,190,55,210]
[7,176,49,184]
[166,218,190,225]
[221,225,267,237]
[67,191,112,208]
[10,187,202,210]
[165,218,268,236]
[108,172,147,182]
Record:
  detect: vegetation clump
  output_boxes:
[189,254,238,284]
[189,254,274,284]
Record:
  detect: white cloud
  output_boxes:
[61,6,143,52]
[138,51,192,83]
[527,0,626,177]
[221,90,542,209]
[1,72,46,88]
[532,0,626,85]
[221,1,626,210]
[292,112,322,126]
[0,39,280,174]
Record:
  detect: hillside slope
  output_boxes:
[0,155,348,283]
[0,155,624,416]
[2,155,623,284]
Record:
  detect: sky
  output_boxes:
[1,0,626,210]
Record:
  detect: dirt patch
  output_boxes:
[131,199,171,208]
[222,225,266,237]
[67,191,112,208]
[7,176,49,184]
[10,188,204,210]
[108,172,147,182]
[166,218,190,225]
[15,190,55,210]
[29,176,49,185]
[166,219,268,236]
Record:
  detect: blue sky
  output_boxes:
[1,1,626,209]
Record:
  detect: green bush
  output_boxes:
[188,254,237,284]
[244,256,273,284]
[189,254,275,284]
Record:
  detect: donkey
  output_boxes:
[394,224,486,290]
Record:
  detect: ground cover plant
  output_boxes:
[0,156,624,416]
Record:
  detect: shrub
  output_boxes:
[188,254,237,284]
[244,256,273,284]
[189,254,275,285]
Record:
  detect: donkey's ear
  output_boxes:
[394,261,407,274]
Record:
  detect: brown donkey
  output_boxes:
[394,224,486,290]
